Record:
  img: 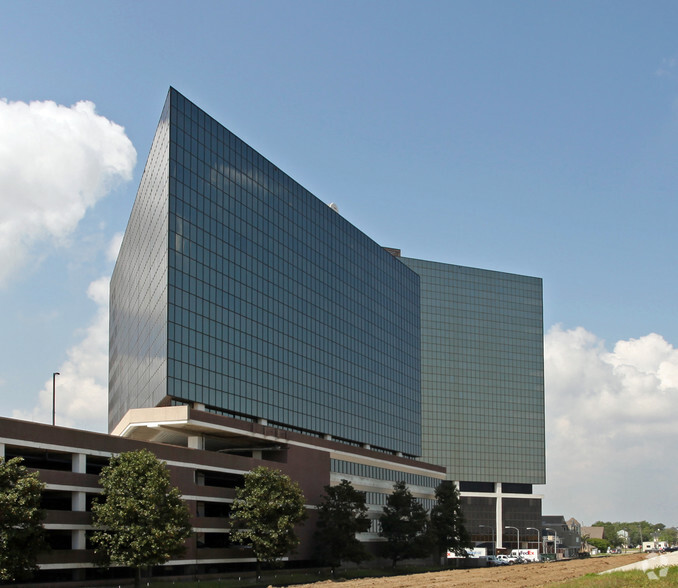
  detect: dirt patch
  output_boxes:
[290,553,647,588]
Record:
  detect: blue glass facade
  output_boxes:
[109,89,421,456]
[398,257,546,485]
[109,98,170,427]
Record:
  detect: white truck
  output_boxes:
[511,548,540,562]
[447,547,486,558]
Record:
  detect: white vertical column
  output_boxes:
[495,482,503,549]
[71,452,87,550]
[0,443,5,459]
[72,530,86,550]
[188,435,204,450]
[72,453,86,473]
[71,453,87,510]
[72,491,86,512]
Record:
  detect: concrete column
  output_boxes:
[0,443,5,459]
[188,435,204,450]
[252,450,263,460]
[72,491,86,512]
[71,492,87,512]
[72,453,86,474]
[72,529,86,550]
[496,482,503,549]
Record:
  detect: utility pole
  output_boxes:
[52,372,60,425]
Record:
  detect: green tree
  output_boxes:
[379,480,428,568]
[0,457,46,581]
[587,537,610,552]
[594,521,623,548]
[314,479,371,572]
[230,466,307,578]
[660,527,677,546]
[91,449,192,588]
[428,481,471,563]
[592,520,671,549]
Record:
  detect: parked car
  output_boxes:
[496,554,518,564]
[486,555,509,566]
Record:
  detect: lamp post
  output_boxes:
[505,525,520,553]
[480,524,495,556]
[527,527,541,553]
[52,372,60,426]
[545,527,558,555]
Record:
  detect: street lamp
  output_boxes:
[527,527,541,553]
[480,524,495,556]
[545,527,559,555]
[52,372,60,426]
[505,525,520,553]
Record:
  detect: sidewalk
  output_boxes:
[602,551,678,574]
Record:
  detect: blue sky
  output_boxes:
[2,1,678,526]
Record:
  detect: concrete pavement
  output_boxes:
[601,551,678,574]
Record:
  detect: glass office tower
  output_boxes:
[398,257,545,547]
[399,258,545,484]
[109,88,421,457]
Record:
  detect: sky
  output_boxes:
[1,1,677,527]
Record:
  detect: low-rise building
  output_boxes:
[1,407,445,584]
[542,515,582,558]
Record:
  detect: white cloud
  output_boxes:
[542,325,678,524]
[0,99,136,287]
[107,231,124,263]
[10,225,127,433]
[13,274,109,432]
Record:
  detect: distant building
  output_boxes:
[543,515,582,558]
[582,525,605,540]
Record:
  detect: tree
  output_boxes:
[314,479,371,572]
[379,480,428,567]
[230,466,307,578]
[595,521,623,548]
[428,481,471,563]
[587,537,610,552]
[0,457,46,581]
[660,527,677,546]
[91,449,192,588]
